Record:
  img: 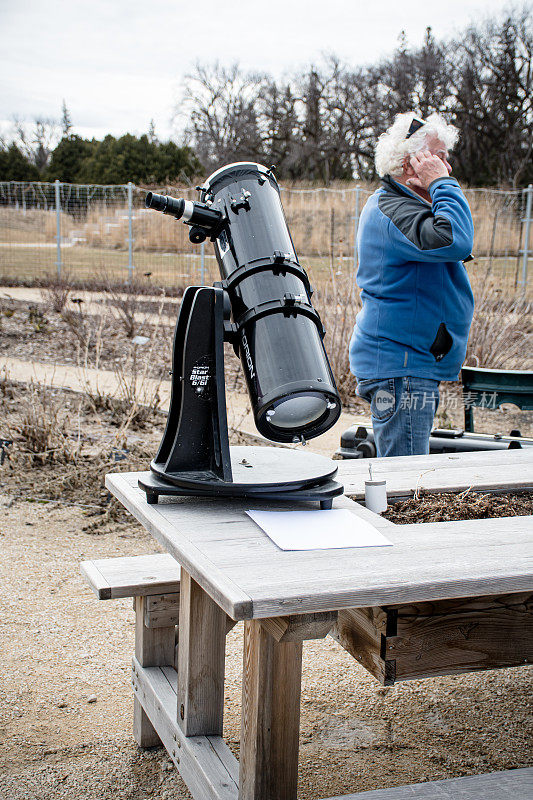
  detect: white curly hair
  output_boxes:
[374,112,459,178]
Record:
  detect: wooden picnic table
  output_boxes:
[106,447,533,800]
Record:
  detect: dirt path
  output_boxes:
[0,354,367,459]
[0,496,531,800]
[1,285,178,326]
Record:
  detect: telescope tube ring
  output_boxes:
[220,258,312,297]
[232,298,325,339]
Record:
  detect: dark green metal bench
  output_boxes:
[461,366,533,432]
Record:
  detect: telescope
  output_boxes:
[140,162,343,508]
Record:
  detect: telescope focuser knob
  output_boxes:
[189,226,207,244]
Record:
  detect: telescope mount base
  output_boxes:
[139,446,344,510]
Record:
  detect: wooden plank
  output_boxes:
[160,666,240,788]
[323,767,533,799]
[133,595,176,747]
[337,448,533,498]
[330,608,393,686]
[135,595,176,666]
[177,569,227,737]
[239,620,302,800]
[389,591,533,680]
[80,560,111,599]
[144,592,181,628]
[81,553,180,599]
[132,658,238,800]
[226,616,238,634]
[261,611,337,642]
[332,593,533,685]
[106,472,254,619]
[221,515,533,618]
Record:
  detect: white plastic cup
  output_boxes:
[365,480,387,514]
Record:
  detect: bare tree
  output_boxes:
[13,116,59,172]
[61,100,73,137]
[177,62,265,171]
[168,8,532,187]
[449,9,533,187]
[257,81,301,177]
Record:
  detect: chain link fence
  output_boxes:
[0,180,531,295]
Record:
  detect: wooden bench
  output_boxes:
[81,553,182,748]
[81,553,237,750]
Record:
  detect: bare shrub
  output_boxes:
[466,280,532,370]
[313,274,361,407]
[39,274,72,313]
[9,380,81,465]
[103,276,164,338]
[105,284,140,338]
[61,298,108,360]
[111,295,169,433]
[27,303,48,332]
[0,293,16,330]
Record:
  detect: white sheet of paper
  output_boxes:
[245,509,393,551]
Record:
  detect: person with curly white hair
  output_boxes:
[349,112,474,457]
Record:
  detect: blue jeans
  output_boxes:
[356,376,440,457]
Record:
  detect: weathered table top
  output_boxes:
[106,449,533,621]
[338,447,533,497]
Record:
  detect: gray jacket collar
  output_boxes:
[381,175,431,206]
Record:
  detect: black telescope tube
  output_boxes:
[201,162,341,443]
[145,165,342,443]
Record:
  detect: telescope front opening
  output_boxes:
[266,393,330,431]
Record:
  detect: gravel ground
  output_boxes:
[1,495,532,799]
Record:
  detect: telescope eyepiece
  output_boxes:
[145,192,185,219]
[145,192,224,233]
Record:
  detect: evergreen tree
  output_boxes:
[0,143,41,180]
[47,135,96,182]
[76,133,200,184]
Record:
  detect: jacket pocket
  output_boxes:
[430,323,453,362]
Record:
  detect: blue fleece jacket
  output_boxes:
[349,176,475,381]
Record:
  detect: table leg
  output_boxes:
[177,568,227,736]
[133,595,176,747]
[239,620,303,800]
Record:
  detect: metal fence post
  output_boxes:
[520,183,532,295]
[55,179,62,278]
[353,185,361,273]
[127,181,134,283]
[200,240,205,285]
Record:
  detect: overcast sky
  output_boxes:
[0,0,516,144]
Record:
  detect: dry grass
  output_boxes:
[0,185,527,260]
[466,270,532,370]
[5,378,81,466]
[0,207,77,244]
[0,371,159,521]
[314,274,361,407]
